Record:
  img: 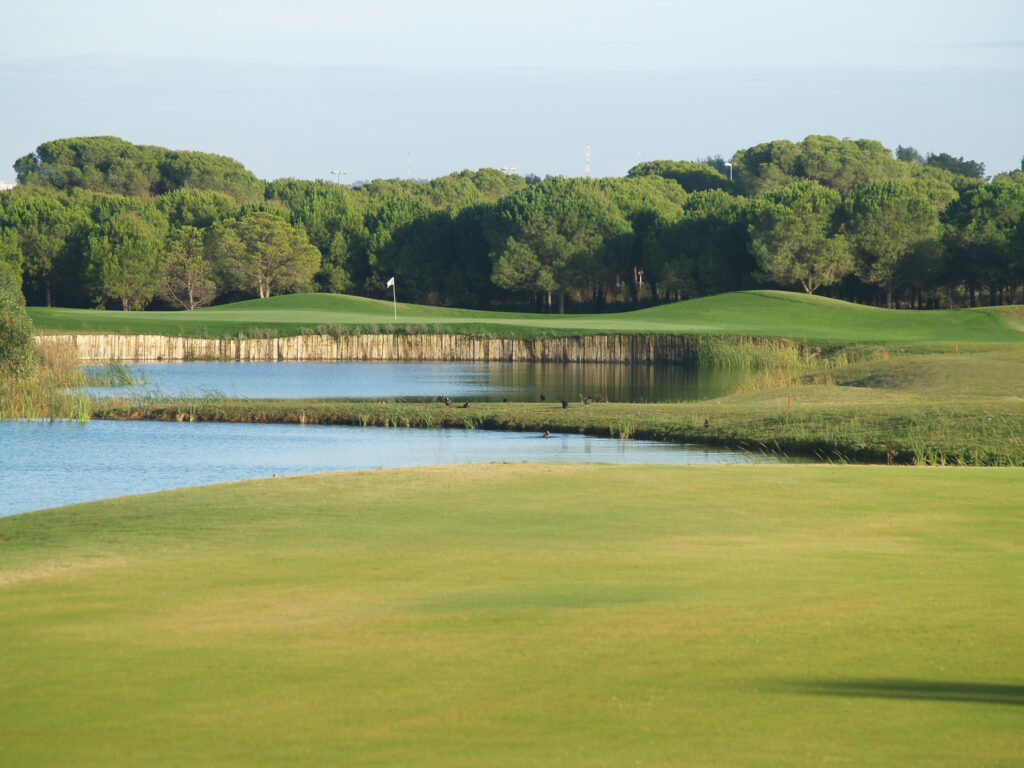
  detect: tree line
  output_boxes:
[2,134,1022,312]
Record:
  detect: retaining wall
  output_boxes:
[39,333,705,364]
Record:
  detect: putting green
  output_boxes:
[28,290,1024,343]
[1,463,1021,766]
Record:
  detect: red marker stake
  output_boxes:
[787,394,791,411]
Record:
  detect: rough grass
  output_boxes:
[28,290,1024,343]
[1,463,1022,767]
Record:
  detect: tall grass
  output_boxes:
[81,361,146,387]
[691,336,890,393]
[0,338,91,421]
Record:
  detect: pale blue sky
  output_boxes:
[2,0,1022,182]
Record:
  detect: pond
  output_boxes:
[0,419,778,517]
[85,361,746,403]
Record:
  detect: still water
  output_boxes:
[0,419,772,517]
[85,361,744,403]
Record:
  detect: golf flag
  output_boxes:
[386,276,395,288]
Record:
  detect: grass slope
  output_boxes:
[29,290,1024,343]
[1,464,1022,766]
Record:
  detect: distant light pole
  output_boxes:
[331,169,348,185]
[723,161,733,182]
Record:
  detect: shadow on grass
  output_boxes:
[781,679,1024,707]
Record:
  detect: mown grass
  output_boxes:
[1,463,1022,767]
[95,343,1024,465]
[28,290,1024,343]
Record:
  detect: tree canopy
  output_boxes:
[2,133,1023,313]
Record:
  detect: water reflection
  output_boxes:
[85,361,744,403]
[0,420,773,517]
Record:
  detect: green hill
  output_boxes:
[28,290,1024,344]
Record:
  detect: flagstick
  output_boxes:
[392,283,397,320]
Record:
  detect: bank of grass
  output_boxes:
[95,343,1024,465]
[1,463,1022,766]
[28,290,1024,343]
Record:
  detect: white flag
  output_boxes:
[386,277,395,288]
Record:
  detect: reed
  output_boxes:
[81,361,146,387]
[0,338,92,421]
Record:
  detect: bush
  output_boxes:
[0,267,36,378]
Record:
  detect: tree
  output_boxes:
[214,212,321,299]
[2,191,73,305]
[748,181,853,294]
[627,160,729,193]
[156,188,239,229]
[943,175,1024,305]
[845,181,940,308]
[896,145,925,164]
[159,226,218,309]
[0,265,35,378]
[732,136,904,196]
[0,228,21,290]
[926,152,986,179]
[484,178,630,312]
[15,136,264,204]
[83,210,167,310]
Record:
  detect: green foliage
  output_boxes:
[156,188,240,228]
[3,133,1022,312]
[213,212,321,299]
[15,136,263,204]
[926,151,986,179]
[627,159,728,192]
[159,226,218,309]
[0,228,21,288]
[485,177,631,311]
[646,190,753,299]
[0,274,35,377]
[895,145,925,164]
[733,135,904,195]
[748,181,853,294]
[942,174,1024,304]
[844,181,940,307]
[83,208,167,310]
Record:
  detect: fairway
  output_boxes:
[1,464,1021,766]
[28,290,1024,343]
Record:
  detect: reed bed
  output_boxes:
[0,338,91,421]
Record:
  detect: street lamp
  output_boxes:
[331,169,348,185]
[723,161,733,182]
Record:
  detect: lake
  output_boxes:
[0,419,776,517]
[85,360,745,403]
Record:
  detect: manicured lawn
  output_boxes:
[28,290,1024,343]
[1,464,1022,766]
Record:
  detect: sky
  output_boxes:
[2,0,1023,183]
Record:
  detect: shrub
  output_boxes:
[0,268,36,378]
